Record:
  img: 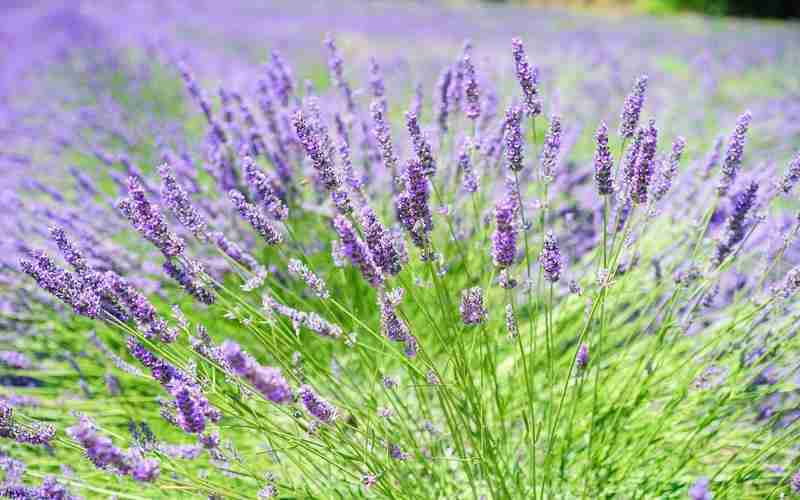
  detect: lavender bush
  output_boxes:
[1,1,800,498]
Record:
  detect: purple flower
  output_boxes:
[389,443,409,461]
[371,99,398,176]
[619,75,648,139]
[158,163,209,239]
[396,159,433,250]
[462,53,480,121]
[540,115,563,182]
[405,111,435,176]
[368,57,385,103]
[49,227,90,276]
[379,292,411,342]
[652,136,686,202]
[332,215,383,287]
[511,37,542,117]
[775,266,800,299]
[0,403,55,446]
[131,458,160,482]
[228,190,283,245]
[630,120,659,205]
[268,50,294,107]
[492,193,518,269]
[263,294,342,338]
[411,82,423,120]
[791,470,800,493]
[324,35,356,114]
[457,139,479,193]
[298,385,336,423]
[576,343,589,370]
[287,259,329,299]
[117,176,185,258]
[162,260,215,306]
[436,67,452,133]
[460,287,487,326]
[688,477,712,500]
[20,251,101,319]
[505,304,518,339]
[777,151,800,195]
[242,156,288,221]
[540,231,563,283]
[221,340,292,404]
[68,416,160,482]
[178,62,226,144]
[504,104,524,172]
[717,111,752,196]
[213,231,260,271]
[448,58,464,113]
[293,108,351,214]
[702,136,724,180]
[620,127,644,194]
[67,416,129,472]
[38,475,78,499]
[0,352,32,370]
[593,121,614,195]
[713,181,758,267]
[359,205,403,276]
[104,272,176,342]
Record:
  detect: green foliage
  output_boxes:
[639,0,799,17]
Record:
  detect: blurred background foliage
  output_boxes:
[478,0,800,18]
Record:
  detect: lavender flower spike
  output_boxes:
[777,151,800,195]
[242,156,288,221]
[20,251,101,319]
[220,341,293,404]
[688,477,712,500]
[396,159,433,250]
[359,204,403,276]
[287,258,330,299]
[492,193,518,269]
[619,74,648,139]
[406,111,435,176]
[505,304,519,339]
[163,260,215,305]
[457,139,479,193]
[540,115,563,182]
[576,344,589,370]
[293,109,352,214]
[368,57,385,104]
[158,163,209,239]
[540,231,563,283]
[713,181,758,267]
[460,287,487,326]
[593,121,614,195]
[652,136,686,202]
[324,34,356,114]
[701,136,724,180]
[298,385,337,423]
[378,293,411,340]
[511,37,542,117]
[462,53,480,121]
[630,120,659,205]
[436,67,453,133]
[332,215,384,287]
[228,190,283,245]
[504,104,524,172]
[716,111,752,196]
[371,100,399,176]
[117,176,185,258]
[0,403,55,446]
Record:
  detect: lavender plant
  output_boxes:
[2,3,800,499]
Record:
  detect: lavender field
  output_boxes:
[1,1,800,498]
